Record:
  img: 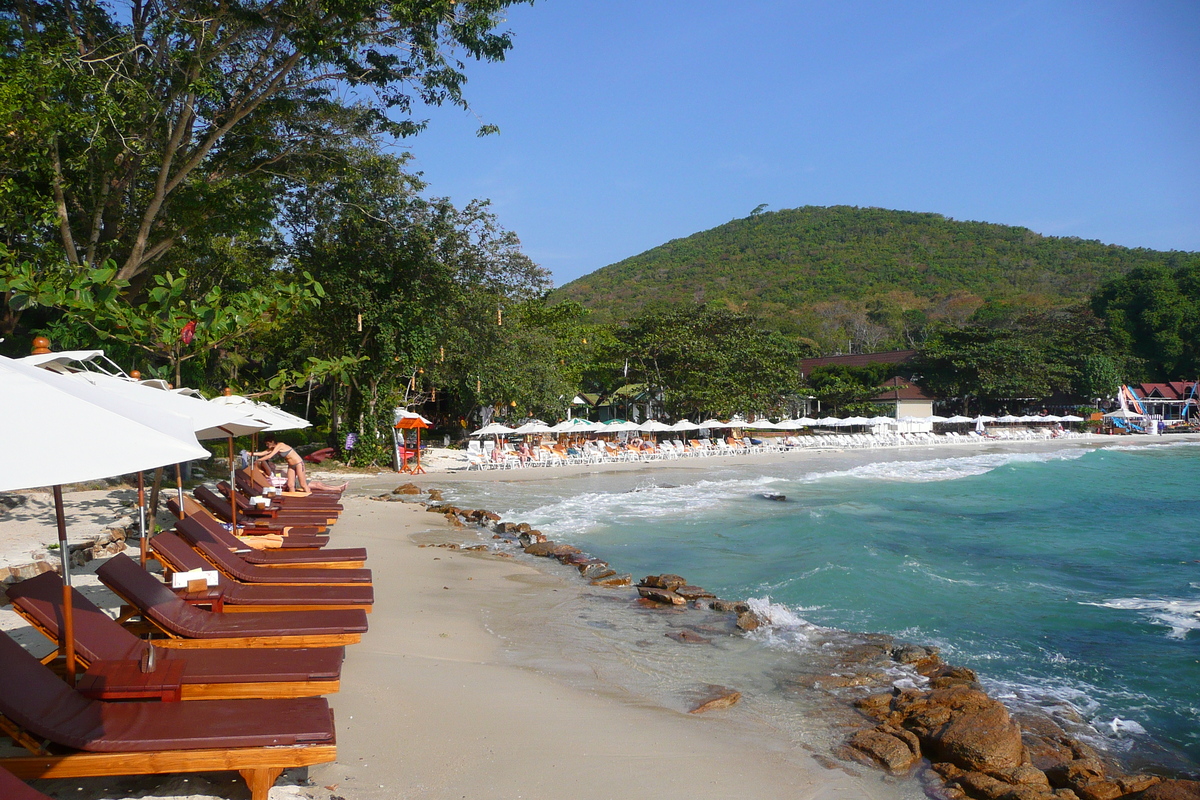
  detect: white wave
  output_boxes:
[741,596,827,650]
[900,556,983,586]
[795,448,1088,485]
[1085,597,1200,639]
[1102,440,1200,453]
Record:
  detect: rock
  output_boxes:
[444,513,464,527]
[674,585,716,600]
[1075,781,1125,800]
[558,552,593,566]
[847,725,921,774]
[480,511,501,521]
[640,574,687,591]
[1116,776,1161,795]
[988,765,1052,790]
[736,611,761,631]
[393,482,421,495]
[929,699,1025,771]
[855,693,894,720]
[464,544,488,551]
[759,492,787,501]
[711,599,749,613]
[689,686,741,714]
[578,562,615,580]
[1137,780,1200,800]
[1045,759,1106,791]
[493,552,513,559]
[517,531,548,547]
[893,644,940,664]
[426,489,444,502]
[637,586,686,605]
[591,573,631,587]
[522,542,580,558]
[665,629,711,644]
[953,770,1015,799]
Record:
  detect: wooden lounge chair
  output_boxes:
[169,496,329,547]
[236,469,344,511]
[151,531,374,613]
[6,572,344,698]
[176,514,366,568]
[243,465,346,498]
[218,482,338,526]
[172,521,372,586]
[97,554,366,649]
[194,485,329,534]
[0,765,53,800]
[0,631,336,800]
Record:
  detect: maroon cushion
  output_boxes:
[97,554,368,638]
[0,767,52,800]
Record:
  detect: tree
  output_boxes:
[804,363,893,416]
[0,0,533,304]
[1092,261,1200,380]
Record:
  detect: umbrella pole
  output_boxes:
[227,436,237,534]
[137,470,148,567]
[52,486,77,686]
[174,463,184,520]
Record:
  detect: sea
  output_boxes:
[439,439,1200,776]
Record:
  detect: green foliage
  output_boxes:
[912,307,1125,410]
[804,364,894,416]
[0,0,532,297]
[603,304,813,418]
[1091,259,1200,380]
[554,206,1188,353]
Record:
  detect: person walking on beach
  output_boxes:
[252,436,310,492]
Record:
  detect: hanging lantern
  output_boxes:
[439,346,445,362]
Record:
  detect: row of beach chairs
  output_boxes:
[462,428,1092,469]
[0,470,368,799]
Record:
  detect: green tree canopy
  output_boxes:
[1092,259,1200,380]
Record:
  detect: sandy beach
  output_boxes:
[3,433,1196,799]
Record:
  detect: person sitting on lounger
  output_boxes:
[252,437,311,492]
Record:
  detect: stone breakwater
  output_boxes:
[374,487,1200,800]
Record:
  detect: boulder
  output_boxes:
[929,699,1025,771]
[736,611,761,631]
[426,489,444,502]
[854,693,894,720]
[591,573,631,587]
[893,644,939,664]
[578,562,615,580]
[711,599,749,613]
[393,483,421,495]
[674,585,716,600]
[689,686,741,714]
[641,574,687,592]
[1137,780,1200,800]
[558,552,593,566]
[480,511,501,521]
[1045,759,1106,791]
[848,725,921,775]
[637,586,686,605]
[517,531,548,547]
[665,629,711,644]
[522,542,580,558]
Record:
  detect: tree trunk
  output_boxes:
[148,467,164,531]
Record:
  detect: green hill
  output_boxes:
[553,206,1190,348]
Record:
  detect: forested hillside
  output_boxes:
[553,206,1191,352]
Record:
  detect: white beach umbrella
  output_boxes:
[471,422,517,436]
[925,415,950,423]
[395,409,434,427]
[512,420,555,435]
[1103,409,1145,419]
[1060,414,1085,422]
[973,415,997,423]
[1038,415,1062,423]
[946,415,973,423]
[815,416,841,426]
[698,418,730,429]
[670,419,700,431]
[638,419,673,433]
[796,417,819,426]
[997,414,1023,423]
[603,420,642,432]
[551,417,602,433]
[0,355,209,684]
[211,393,311,433]
[867,415,895,425]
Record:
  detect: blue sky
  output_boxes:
[404,1,1200,287]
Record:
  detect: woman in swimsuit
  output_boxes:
[252,436,309,492]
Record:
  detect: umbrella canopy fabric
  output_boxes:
[62,372,265,440]
[997,415,1023,423]
[210,394,311,433]
[602,420,642,432]
[1103,409,1146,419]
[394,409,433,430]
[638,420,673,432]
[471,422,517,436]
[0,356,209,492]
[815,416,841,426]
[743,419,778,430]
[552,418,601,433]
[973,415,997,423]
[946,415,974,423]
[670,419,700,431]
[867,416,895,424]
[698,419,730,429]
[925,415,950,423]
[796,417,819,426]
[512,420,555,434]
[1060,414,1085,422]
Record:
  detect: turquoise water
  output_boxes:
[446,442,1200,769]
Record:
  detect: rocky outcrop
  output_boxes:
[689,686,741,714]
[637,586,686,605]
[846,725,921,774]
[393,482,422,495]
